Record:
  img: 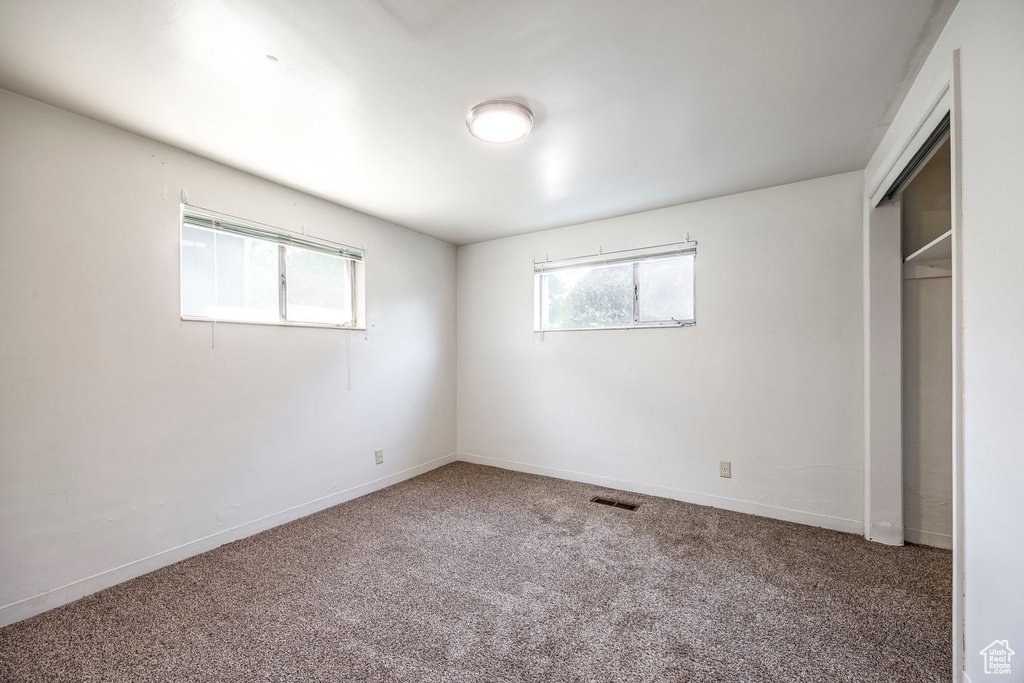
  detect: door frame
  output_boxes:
[863,54,964,681]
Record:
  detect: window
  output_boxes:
[180,207,364,328]
[534,242,695,331]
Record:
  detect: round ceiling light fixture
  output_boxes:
[466,100,534,144]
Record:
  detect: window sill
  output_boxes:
[535,322,695,333]
[181,316,365,331]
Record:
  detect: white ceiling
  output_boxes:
[0,0,955,245]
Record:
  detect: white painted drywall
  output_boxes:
[902,275,952,548]
[457,172,865,532]
[0,89,457,625]
[901,145,953,550]
[862,197,904,546]
[867,1,1024,679]
[957,3,1024,679]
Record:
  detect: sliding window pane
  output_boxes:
[214,232,279,322]
[638,254,694,323]
[541,262,634,330]
[180,226,279,322]
[285,247,353,325]
[180,226,215,318]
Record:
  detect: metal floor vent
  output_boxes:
[590,496,639,511]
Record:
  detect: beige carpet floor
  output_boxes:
[0,462,951,682]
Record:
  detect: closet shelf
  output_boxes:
[904,229,952,264]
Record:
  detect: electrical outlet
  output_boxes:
[719,461,732,478]
[375,449,384,465]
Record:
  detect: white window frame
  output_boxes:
[179,205,366,330]
[533,241,697,332]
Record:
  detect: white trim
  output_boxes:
[534,322,694,332]
[457,453,863,535]
[0,453,457,628]
[867,72,952,207]
[949,49,966,683]
[180,316,366,332]
[904,527,953,550]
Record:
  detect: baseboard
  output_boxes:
[457,453,864,535]
[0,453,458,628]
[904,527,953,550]
[867,522,906,547]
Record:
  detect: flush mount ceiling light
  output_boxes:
[466,100,533,144]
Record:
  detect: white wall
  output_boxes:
[866,1,1024,679]
[957,3,1024,679]
[902,275,952,547]
[457,172,865,532]
[0,89,457,626]
[862,196,904,545]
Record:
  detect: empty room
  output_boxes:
[1,1,1022,681]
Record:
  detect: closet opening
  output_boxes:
[899,133,953,550]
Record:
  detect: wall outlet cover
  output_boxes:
[719,461,732,478]
[375,449,384,465]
